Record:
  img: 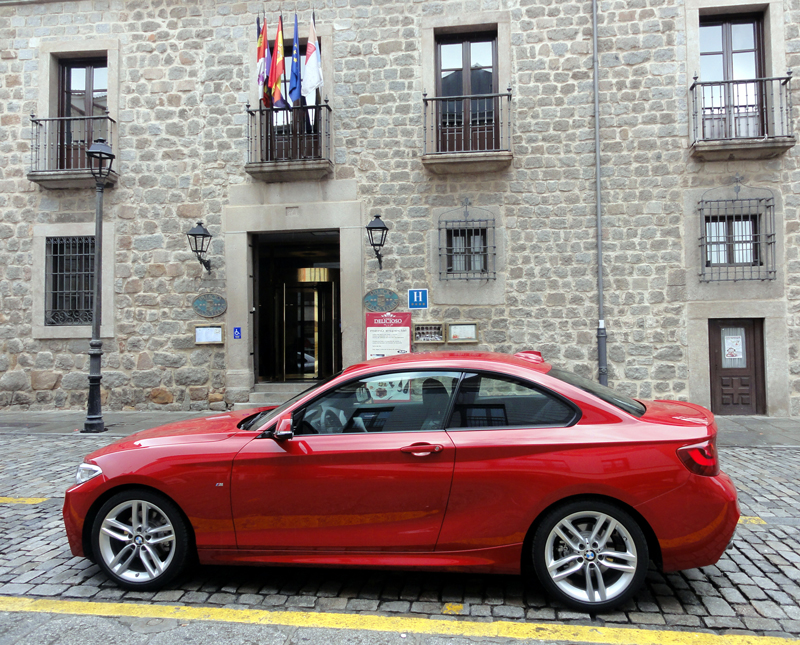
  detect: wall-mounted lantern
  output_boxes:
[366,215,389,269]
[187,221,212,273]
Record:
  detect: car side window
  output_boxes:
[447,372,577,429]
[295,371,461,435]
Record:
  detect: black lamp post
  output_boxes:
[82,139,115,434]
[366,215,389,269]
[187,221,212,272]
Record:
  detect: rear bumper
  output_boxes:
[638,470,739,572]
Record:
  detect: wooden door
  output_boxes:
[709,318,765,415]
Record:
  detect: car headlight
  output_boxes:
[75,463,103,485]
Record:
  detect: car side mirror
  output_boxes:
[272,415,294,442]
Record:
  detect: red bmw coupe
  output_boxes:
[63,351,738,612]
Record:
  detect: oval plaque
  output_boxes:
[363,288,400,313]
[193,293,227,318]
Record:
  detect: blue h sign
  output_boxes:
[408,289,428,310]
[233,327,242,339]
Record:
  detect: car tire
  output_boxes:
[532,499,648,613]
[91,489,190,591]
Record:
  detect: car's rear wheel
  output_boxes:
[532,500,648,612]
[91,489,189,590]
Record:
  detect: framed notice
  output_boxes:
[194,324,224,345]
[365,312,411,360]
[446,321,479,344]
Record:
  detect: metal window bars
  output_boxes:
[29,113,115,173]
[690,73,793,143]
[438,199,496,280]
[423,89,512,154]
[698,178,776,282]
[45,236,95,325]
[246,101,332,163]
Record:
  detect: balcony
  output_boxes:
[28,114,118,189]
[690,74,795,161]
[421,91,513,175]
[245,103,333,183]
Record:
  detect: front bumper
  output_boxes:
[63,474,108,558]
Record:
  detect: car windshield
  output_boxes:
[546,368,646,418]
[238,373,342,430]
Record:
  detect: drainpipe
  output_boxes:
[592,0,608,386]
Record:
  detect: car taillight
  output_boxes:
[677,438,720,476]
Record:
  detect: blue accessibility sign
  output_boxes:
[408,289,428,310]
[233,327,242,339]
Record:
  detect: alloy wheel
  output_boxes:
[97,499,177,584]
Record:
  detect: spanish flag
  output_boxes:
[267,15,288,108]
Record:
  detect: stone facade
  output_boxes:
[0,0,798,414]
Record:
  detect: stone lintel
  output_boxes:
[690,137,796,161]
[244,160,333,183]
[26,169,119,190]
[421,151,513,175]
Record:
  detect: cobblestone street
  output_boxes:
[2,424,800,641]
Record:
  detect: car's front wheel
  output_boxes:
[91,489,189,590]
[532,500,648,612]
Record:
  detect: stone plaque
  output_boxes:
[192,293,227,318]
[363,288,400,312]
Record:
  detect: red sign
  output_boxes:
[365,312,411,360]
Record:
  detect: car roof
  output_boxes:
[342,350,552,376]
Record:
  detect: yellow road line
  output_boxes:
[0,497,48,504]
[0,595,796,645]
[738,516,767,524]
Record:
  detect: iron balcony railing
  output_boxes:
[29,113,115,173]
[246,102,332,163]
[690,73,793,143]
[423,90,512,155]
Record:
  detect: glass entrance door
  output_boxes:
[281,282,336,380]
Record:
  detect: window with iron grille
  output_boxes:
[698,188,775,281]
[438,201,496,280]
[45,236,95,325]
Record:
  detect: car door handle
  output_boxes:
[400,443,443,455]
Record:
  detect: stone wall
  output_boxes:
[0,0,798,413]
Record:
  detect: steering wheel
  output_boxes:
[320,406,346,432]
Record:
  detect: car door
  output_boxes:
[231,370,460,551]
[436,371,581,551]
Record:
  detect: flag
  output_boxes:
[302,12,323,98]
[263,22,272,106]
[256,16,268,104]
[289,13,302,104]
[267,15,288,108]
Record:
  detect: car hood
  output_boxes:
[88,408,271,457]
[640,399,715,428]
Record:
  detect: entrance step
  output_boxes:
[231,381,319,411]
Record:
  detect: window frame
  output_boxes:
[435,32,498,98]
[438,204,497,281]
[703,213,760,267]
[445,371,581,431]
[58,57,108,120]
[292,370,462,435]
[44,235,96,327]
[32,222,115,340]
[699,13,765,83]
[698,193,776,282]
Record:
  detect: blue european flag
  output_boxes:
[289,14,302,104]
